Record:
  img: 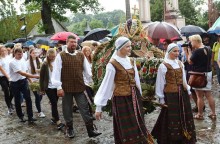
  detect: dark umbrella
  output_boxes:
[13,38,26,43]
[147,22,181,39]
[4,42,15,48]
[83,28,110,41]
[180,25,206,36]
[33,37,56,47]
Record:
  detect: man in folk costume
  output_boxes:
[95,37,154,144]
[151,43,196,144]
[52,35,101,138]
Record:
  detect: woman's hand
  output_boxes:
[57,89,64,97]
[95,112,102,120]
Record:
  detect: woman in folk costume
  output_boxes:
[151,43,196,144]
[95,36,154,144]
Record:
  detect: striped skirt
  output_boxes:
[112,87,154,144]
[151,87,196,144]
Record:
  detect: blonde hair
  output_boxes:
[0,45,6,59]
[46,48,56,71]
[189,35,202,44]
[14,43,22,49]
[82,46,92,63]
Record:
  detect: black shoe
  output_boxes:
[86,123,102,138]
[66,127,75,138]
[57,123,65,130]
[28,118,37,123]
[19,117,26,123]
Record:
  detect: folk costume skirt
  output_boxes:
[151,86,196,144]
[112,87,154,144]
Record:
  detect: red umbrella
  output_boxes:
[147,22,181,39]
[160,36,183,43]
[50,32,79,41]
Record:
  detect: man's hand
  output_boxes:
[95,112,102,120]
[57,89,64,97]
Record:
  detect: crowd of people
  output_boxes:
[0,33,219,143]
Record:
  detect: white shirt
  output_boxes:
[94,55,142,112]
[52,49,92,90]
[23,51,28,60]
[48,62,57,89]
[26,59,42,82]
[155,59,191,103]
[9,58,27,82]
[83,58,93,86]
[0,56,12,76]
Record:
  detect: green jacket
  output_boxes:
[39,61,49,91]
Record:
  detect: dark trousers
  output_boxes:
[0,76,13,109]
[45,88,60,122]
[32,91,42,113]
[62,92,93,125]
[10,79,33,119]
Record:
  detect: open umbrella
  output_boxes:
[4,42,15,48]
[13,38,27,43]
[180,25,206,36]
[50,31,79,41]
[147,22,181,39]
[83,28,110,41]
[208,17,220,34]
[33,37,57,47]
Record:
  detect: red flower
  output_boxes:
[142,67,147,73]
[101,57,105,63]
[149,68,154,73]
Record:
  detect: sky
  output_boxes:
[13,0,208,16]
[98,0,138,12]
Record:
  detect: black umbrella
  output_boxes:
[13,38,26,43]
[4,42,15,48]
[180,25,206,36]
[33,37,56,47]
[83,28,110,41]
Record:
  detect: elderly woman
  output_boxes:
[151,43,196,144]
[185,35,216,120]
[94,36,154,144]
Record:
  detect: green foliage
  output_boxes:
[150,0,164,22]
[0,12,41,42]
[214,1,220,11]
[89,19,104,29]
[179,0,199,25]
[67,10,126,35]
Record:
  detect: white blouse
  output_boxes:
[94,55,142,112]
[26,59,42,82]
[155,59,191,103]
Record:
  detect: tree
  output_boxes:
[90,19,104,29]
[150,0,164,22]
[25,0,102,34]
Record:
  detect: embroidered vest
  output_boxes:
[110,58,136,96]
[163,62,183,93]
